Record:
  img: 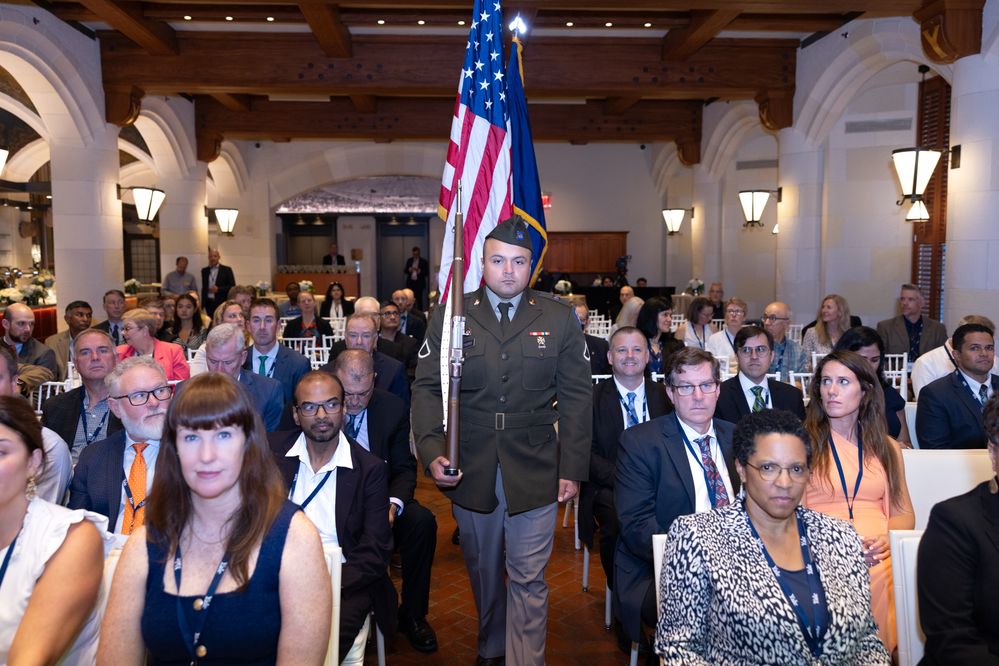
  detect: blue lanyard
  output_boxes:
[675,414,721,507]
[289,470,333,509]
[0,530,20,593]
[828,427,863,522]
[744,503,828,657]
[174,542,231,663]
[725,330,737,353]
[80,399,110,446]
[617,390,647,426]
[122,479,146,530]
[692,325,707,349]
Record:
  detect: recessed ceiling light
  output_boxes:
[565,21,574,27]
[417,19,425,25]
[183,15,192,20]
[605,22,613,27]
[377,19,385,25]
[644,22,652,28]
[458,20,465,26]
[225,16,233,21]
[266,16,275,22]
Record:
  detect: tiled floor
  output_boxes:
[380,473,626,665]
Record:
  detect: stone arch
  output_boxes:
[3,138,47,182]
[700,102,763,182]
[133,96,198,180]
[648,143,682,198]
[796,19,952,147]
[207,141,249,201]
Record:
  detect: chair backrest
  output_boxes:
[711,318,725,330]
[811,352,826,372]
[765,372,781,382]
[787,324,803,344]
[281,336,317,359]
[904,402,919,449]
[591,374,611,385]
[586,318,612,339]
[652,533,668,607]
[328,317,346,341]
[788,371,812,395]
[884,352,909,401]
[671,314,687,329]
[34,380,68,414]
[901,449,994,529]
[890,530,925,666]
[186,347,197,362]
[651,372,666,385]
[323,545,343,666]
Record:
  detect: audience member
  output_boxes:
[204,323,284,432]
[161,255,198,298]
[201,246,236,317]
[228,285,255,317]
[707,282,724,320]
[801,294,851,367]
[614,294,644,331]
[322,313,409,405]
[580,327,671,612]
[0,395,106,665]
[835,326,910,444]
[322,240,346,266]
[876,284,947,361]
[635,277,648,288]
[379,300,418,378]
[42,329,122,465]
[277,281,302,318]
[244,298,311,404]
[320,281,354,319]
[162,296,176,328]
[44,299,92,380]
[575,303,611,376]
[715,325,805,423]
[393,288,427,340]
[611,285,635,321]
[169,293,207,352]
[803,350,914,653]
[614,348,738,645]
[917,393,999,663]
[911,314,998,398]
[405,246,430,310]
[655,410,890,664]
[69,357,173,537]
[116,308,190,381]
[706,297,747,373]
[635,296,683,375]
[268,370,394,658]
[212,299,248,330]
[763,300,808,378]
[0,347,71,502]
[281,290,333,340]
[94,289,127,346]
[335,350,439,652]
[100,372,329,664]
[917,322,998,449]
[139,296,173,341]
[675,296,717,350]
[3,302,58,377]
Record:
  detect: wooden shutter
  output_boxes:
[911,75,950,320]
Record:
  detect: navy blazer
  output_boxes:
[584,334,611,376]
[579,377,671,548]
[613,414,739,643]
[916,371,999,449]
[399,311,426,342]
[363,388,417,505]
[237,371,285,432]
[41,386,123,456]
[242,344,312,404]
[268,430,397,635]
[67,429,129,530]
[714,374,806,425]
[200,264,236,315]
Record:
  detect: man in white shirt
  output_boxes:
[911,314,998,398]
[268,371,394,659]
[613,347,739,646]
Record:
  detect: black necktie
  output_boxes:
[111,324,119,345]
[498,302,512,334]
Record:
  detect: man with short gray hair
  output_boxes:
[204,323,285,430]
[877,284,947,360]
[763,301,807,379]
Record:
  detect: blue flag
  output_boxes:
[506,37,548,286]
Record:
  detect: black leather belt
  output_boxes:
[462,409,557,431]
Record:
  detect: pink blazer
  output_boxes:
[116,338,191,381]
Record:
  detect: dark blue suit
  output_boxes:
[237,371,285,432]
[321,350,410,406]
[242,344,312,404]
[67,429,129,530]
[916,371,999,449]
[613,414,739,642]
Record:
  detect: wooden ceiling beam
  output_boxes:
[604,96,640,115]
[78,0,177,55]
[299,3,353,57]
[661,9,741,60]
[210,92,251,111]
[100,32,795,99]
[350,94,377,112]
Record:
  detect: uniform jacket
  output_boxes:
[41,385,123,455]
[614,414,739,642]
[67,429,130,530]
[579,377,671,548]
[715,375,806,424]
[918,481,999,665]
[916,371,999,449]
[269,430,397,637]
[655,503,890,665]
[412,286,592,514]
[876,315,948,358]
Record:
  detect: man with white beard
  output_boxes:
[68,356,173,538]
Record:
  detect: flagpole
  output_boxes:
[444,182,465,476]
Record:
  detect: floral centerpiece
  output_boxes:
[0,287,23,306]
[298,279,314,293]
[19,284,46,306]
[687,278,704,296]
[124,278,141,295]
[255,280,271,297]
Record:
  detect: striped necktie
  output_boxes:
[751,386,766,412]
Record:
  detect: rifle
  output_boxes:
[443,182,465,476]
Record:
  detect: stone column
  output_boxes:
[690,164,722,286]
[158,169,209,289]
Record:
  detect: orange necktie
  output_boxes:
[123,442,149,535]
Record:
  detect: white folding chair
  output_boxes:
[66,361,80,388]
[904,402,919,449]
[561,497,581,550]
[323,546,342,666]
[765,372,781,382]
[901,449,994,529]
[787,324,803,344]
[580,545,613,630]
[710,318,725,330]
[186,347,197,362]
[281,336,317,360]
[670,314,686,330]
[278,317,294,337]
[788,371,812,395]
[35,380,69,415]
[890,530,925,666]
[586,318,612,339]
[591,374,611,385]
[651,372,666,384]
[883,352,909,401]
[811,352,827,372]
[328,317,346,341]
[629,534,669,666]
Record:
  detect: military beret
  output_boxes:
[484,215,533,252]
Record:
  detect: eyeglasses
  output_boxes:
[380,311,400,318]
[112,384,174,406]
[761,315,790,323]
[745,461,810,482]
[725,309,746,316]
[739,345,771,356]
[296,398,342,416]
[671,381,718,396]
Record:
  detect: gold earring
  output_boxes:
[25,474,37,500]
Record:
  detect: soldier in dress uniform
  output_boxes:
[412,215,592,666]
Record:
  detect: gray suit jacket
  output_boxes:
[876,315,948,358]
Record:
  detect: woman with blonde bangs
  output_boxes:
[802,294,852,369]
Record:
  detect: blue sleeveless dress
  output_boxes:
[141,501,299,665]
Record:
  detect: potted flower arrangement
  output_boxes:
[687,278,705,296]
[19,284,46,306]
[255,280,271,297]
[124,278,141,295]
[0,287,24,306]
[298,279,314,293]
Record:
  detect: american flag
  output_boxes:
[436,0,512,301]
